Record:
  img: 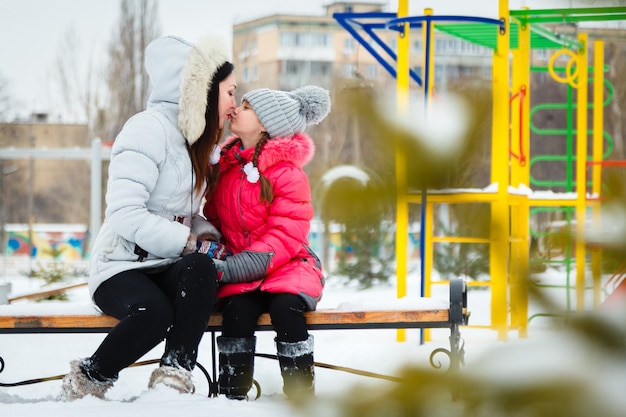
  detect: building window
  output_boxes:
[435,64,444,81]
[412,39,422,53]
[311,33,331,47]
[343,63,357,78]
[447,65,459,79]
[366,64,379,80]
[311,62,331,77]
[285,61,300,75]
[344,37,356,54]
[280,32,294,47]
[280,31,331,48]
[435,38,446,53]
[447,39,458,52]
[460,66,474,77]
[242,66,259,83]
[247,39,258,55]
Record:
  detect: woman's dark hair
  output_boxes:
[190,61,234,194]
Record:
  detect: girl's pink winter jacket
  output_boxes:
[203,133,324,310]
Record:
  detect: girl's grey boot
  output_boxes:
[276,335,315,401]
[217,336,256,400]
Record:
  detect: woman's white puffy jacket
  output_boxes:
[88,35,228,299]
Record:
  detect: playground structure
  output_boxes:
[334,1,626,340]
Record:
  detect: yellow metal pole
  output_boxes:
[421,6,435,343]
[490,0,510,340]
[423,201,434,299]
[423,200,434,341]
[592,39,604,307]
[575,33,588,311]
[509,10,530,336]
[395,0,409,342]
[511,11,530,188]
[518,195,529,337]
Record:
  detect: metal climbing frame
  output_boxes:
[334,2,626,340]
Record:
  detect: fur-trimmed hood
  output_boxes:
[219,133,315,172]
[144,34,230,145]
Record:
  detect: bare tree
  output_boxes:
[53,24,103,142]
[104,0,161,141]
[0,72,12,122]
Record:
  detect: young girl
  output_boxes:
[202,85,330,400]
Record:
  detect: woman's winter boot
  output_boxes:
[148,365,195,394]
[57,359,114,401]
[276,335,315,401]
[217,336,256,400]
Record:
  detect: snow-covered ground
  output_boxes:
[0,257,624,417]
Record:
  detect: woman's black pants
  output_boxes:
[86,253,217,381]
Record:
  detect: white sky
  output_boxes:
[0,0,617,121]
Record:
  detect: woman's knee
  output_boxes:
[179,253,218,291]
[94,271,173,325]
[129,299,174,329]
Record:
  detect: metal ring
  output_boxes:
[548,49,579,88]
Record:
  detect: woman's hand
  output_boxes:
[181,233,198,256]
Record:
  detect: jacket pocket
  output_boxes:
[101,234,137,262]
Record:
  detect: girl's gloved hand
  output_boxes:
[197,240,232,260]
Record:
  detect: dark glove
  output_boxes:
[197,240,232,260]
[218,251,271,284]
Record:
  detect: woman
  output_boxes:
[58,33,237,400]
[202,85,330,401]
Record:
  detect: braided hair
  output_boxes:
[209,133,273,203]
[251,133,273,203]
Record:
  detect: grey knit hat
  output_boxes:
[242,85,331,138]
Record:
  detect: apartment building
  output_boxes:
[231,1,494,95]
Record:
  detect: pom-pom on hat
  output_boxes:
[242,85,331,138]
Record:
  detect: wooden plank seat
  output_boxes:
[0,308,453,332]
[0,279,469,396]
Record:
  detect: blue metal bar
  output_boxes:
[334,12,423,86]
[386,15,504,31]
[335,13,398,79]
[423,18,432,108]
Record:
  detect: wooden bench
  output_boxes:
[0,279,469,396]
